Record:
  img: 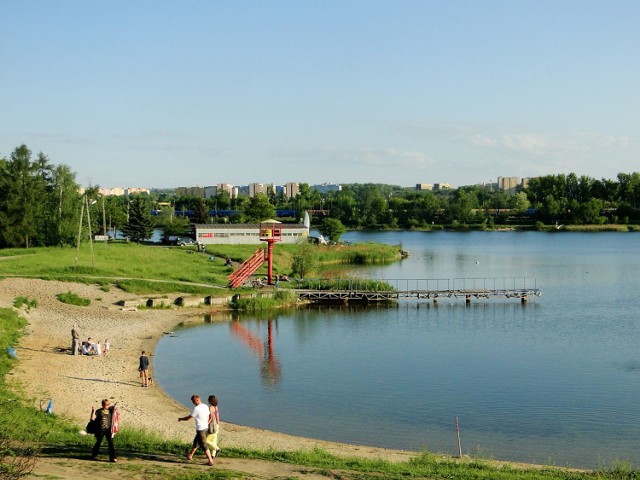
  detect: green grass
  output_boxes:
[0,242,402,295]
[231,289,299,311]
[13,296,38,311]
[294,277,395,291]
[315,242,403,265]
[56,291,91,306]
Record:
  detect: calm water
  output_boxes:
[155,231,640,468]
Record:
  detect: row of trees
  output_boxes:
[3,144,640,249]
[173,173,640,229]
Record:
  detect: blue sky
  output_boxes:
[1,1,638,189]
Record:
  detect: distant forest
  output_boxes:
[2,144,640,248]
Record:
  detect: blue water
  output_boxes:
[155,231,640,468]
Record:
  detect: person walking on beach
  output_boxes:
[90,399,118,462]
[206,394,221,458]
[138,351,150,387]
[178,394,215,466]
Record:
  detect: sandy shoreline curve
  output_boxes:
[2,277,415,463]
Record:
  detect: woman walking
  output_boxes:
[206,394,221,457]
[90,399,118,462]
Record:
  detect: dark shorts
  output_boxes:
[192,429,207,450]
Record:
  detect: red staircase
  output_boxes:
[228,249,267,288]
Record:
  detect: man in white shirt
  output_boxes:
[178,394,215,466]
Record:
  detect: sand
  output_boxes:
[1,277,414,463]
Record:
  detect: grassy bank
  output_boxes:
[0,241,402,295]
[2,306,639,479]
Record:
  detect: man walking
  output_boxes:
[138,351,150,387]
[178,394,215,466]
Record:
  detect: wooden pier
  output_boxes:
[295,277,541,305]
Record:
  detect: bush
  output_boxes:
[55,291,91,307]
[12,297,37,312]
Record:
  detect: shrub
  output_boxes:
[56,291,91,307]
[12,297,37,312]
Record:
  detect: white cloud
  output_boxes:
[273,145,433,169]
[470,132,629,156]
[345,148,433,168]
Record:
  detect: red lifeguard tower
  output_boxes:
[227,220,283,288]
[259,220,282,285]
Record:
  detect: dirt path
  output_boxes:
[28,454,349,480]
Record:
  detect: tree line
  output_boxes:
[2,144,640,248]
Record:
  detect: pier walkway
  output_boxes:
[294,277,541,304]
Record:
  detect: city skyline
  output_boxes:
[2,1,638,188]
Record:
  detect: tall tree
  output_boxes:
[121,197,154,242]
[44,164,82,246]
[0,145,49,248]
[192,197,210,224]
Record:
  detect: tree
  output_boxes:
[0,145,50,248]
[445,189,478,224]
[319,218,346,242]
[291,239,318,279]
[121,197,154,242]
[102,195,128,237]
[511,192,531,213]
[243,194,276,222]
[192,198,210,224]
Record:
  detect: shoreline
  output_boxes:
[2,277,415,462]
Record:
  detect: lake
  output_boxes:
[155,231,640,469]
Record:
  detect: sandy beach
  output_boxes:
[2,277,414,463]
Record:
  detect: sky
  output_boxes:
[1,1,639,189]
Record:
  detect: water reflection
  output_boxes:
[231,320,282,386]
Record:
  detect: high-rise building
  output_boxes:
[284,182,300,198]
[497,177,520,191]
[248,183,266,197]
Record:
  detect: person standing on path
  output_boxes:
[90,399,118,462]
[138,351,150,387]
[178,394,215,466]
[71,324,80,355]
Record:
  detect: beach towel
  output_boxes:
[111,406,119,438]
